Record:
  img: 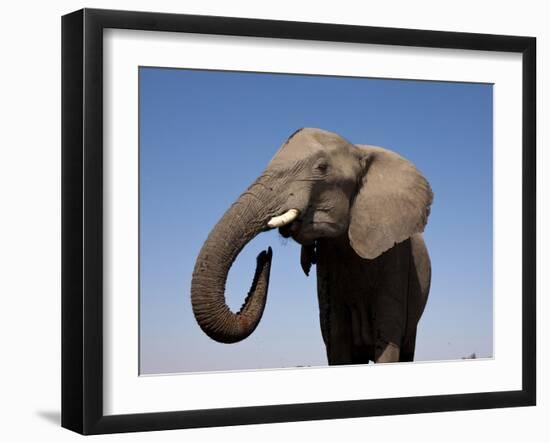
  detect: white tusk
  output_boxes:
[267,209,300,229]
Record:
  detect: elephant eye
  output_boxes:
[315,161,329,173]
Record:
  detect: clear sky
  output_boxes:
[139,67,493,375]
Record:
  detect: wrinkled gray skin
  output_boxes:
[191,128,433,364]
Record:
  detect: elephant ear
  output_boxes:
[348,145,433,260]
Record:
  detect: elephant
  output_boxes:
[191,128,433,365]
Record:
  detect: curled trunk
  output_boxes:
[191,190,276,343]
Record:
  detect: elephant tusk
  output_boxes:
[267,209,300,229]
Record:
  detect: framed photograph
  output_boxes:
[61,8,536,435]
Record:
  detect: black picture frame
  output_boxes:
[61,8,536,435]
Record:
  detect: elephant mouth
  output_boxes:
[279,219,318,245]
[277,215,311,243]
[279,220,300,239]
[279,218,342,245]
[271,206,342,244]
[266,208,304,240]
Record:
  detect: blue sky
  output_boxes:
[139,67,493,374]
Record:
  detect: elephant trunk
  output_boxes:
[191,181,281,343]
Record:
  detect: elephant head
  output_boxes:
[191,128,433,343]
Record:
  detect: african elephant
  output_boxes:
[191,128,433,364]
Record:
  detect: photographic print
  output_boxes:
[138,67,493,375]
[62,9,535,433]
